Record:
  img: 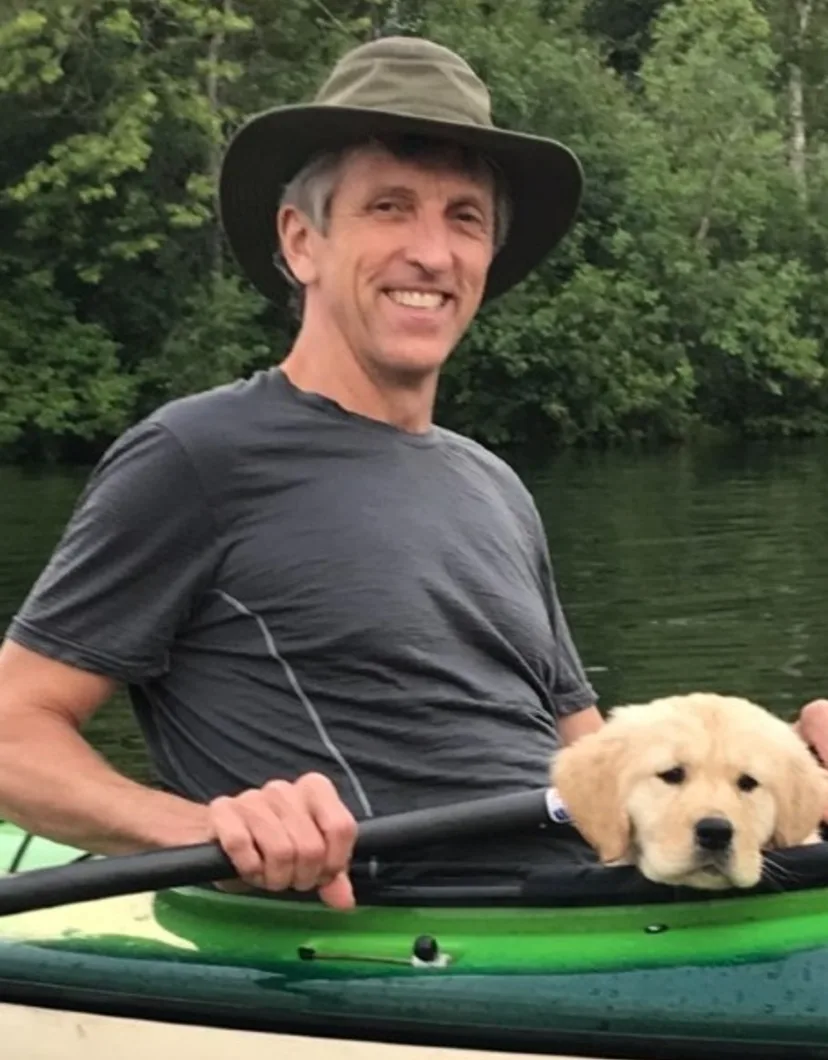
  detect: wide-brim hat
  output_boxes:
[218,35,584,304]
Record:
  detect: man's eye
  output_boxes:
[373,200,402,213]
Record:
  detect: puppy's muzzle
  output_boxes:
[694,815,734,852]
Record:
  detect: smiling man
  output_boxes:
[275,138,501,428]
[0,36,604,908]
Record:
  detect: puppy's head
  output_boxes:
[552,693,827,890]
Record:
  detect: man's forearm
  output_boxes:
[0,707,210,855]
[558,705,604,747]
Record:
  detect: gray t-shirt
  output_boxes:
[8,369,596,822]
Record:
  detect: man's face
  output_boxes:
[282,144,497,384]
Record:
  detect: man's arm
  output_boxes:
[528,502,600,738]
[558,705,604,746]
[0,420,361,905]
[0,640,358,907]
[0,640,211,853]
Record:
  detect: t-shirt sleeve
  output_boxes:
[527,504,597,716]
[545,568,598,715]
[5,419,218,683]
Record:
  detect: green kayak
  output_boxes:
[3,806,828,1060]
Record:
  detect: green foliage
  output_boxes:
[0,269,133,458]
[440,266,695,447]
[138,275,279,406]
[1,0,828,460]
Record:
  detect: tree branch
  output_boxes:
[206,0,229,287]
[694,126,744,245]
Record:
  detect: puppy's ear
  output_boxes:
[551,729,631,863]
[770,745,827,848]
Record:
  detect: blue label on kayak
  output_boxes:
[545,788,572,824]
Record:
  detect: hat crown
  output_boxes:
[315,36,493,129]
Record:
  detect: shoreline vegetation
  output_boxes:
[2,0,828,463]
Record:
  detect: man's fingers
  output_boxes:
[296,772,359,884]
[210,791,296,891]
[318,871,356,911]
[262,779,326,892]
[208,774,358,907]
[208,794,266,884]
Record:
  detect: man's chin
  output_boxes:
[370,345,455,382]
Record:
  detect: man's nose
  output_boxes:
[403,214,454,275]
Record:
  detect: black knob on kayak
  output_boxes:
[413,935,439,962]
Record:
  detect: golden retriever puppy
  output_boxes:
[552,692,827,890]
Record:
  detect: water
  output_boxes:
[527,439,828,717]
[1,438,827,781]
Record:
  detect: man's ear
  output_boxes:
[276,205,319,286]
[551,729,632,864]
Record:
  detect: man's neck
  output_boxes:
[279,329,438,435]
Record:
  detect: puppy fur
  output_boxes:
[552,693,827,890]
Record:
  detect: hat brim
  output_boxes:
[218,104,584,304]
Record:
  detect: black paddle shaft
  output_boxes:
[0,788,552,917]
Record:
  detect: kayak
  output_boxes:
[3,800,828,1060]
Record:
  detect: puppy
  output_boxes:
[552,693,827,890]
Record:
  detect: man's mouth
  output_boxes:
[384,289,450,310]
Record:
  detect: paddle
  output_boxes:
[0,787,560,917]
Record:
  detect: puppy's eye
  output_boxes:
[657,766,686,785]
[737,773,759,792]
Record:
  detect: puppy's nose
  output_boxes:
[694,816,734,851]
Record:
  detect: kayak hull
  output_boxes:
[3,827,828,1058]
[0,1004,583,1060]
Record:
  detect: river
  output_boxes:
[1,437,827,782]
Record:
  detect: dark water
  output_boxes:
[1,438,827,781]
[528,439,828,719]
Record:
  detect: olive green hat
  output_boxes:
[218,35,584,303]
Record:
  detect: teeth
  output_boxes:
[387,290,445,309]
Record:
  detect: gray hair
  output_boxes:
[275,134,513,289]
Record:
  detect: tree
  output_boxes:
[1,0,827,458]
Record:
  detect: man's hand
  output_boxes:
[794,700,828,823]
[208,772,358,909]
[794,699,828,766]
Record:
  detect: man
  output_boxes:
[0,37,823,909]
[0,36,600,906]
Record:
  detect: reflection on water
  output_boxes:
[1,438,827,781]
